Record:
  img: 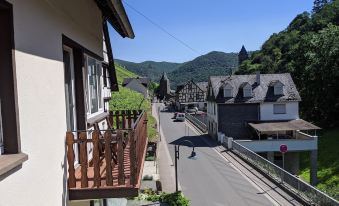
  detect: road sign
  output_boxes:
[280,144,288,153]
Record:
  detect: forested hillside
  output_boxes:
[168,51,238,87]
[115,59,181,82]
[116,51,239,88]
[236,0,339,128]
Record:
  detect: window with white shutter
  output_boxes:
[273,104,286,114]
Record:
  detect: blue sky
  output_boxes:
[109,0,313,63]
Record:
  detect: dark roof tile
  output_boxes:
[209,73,301,103]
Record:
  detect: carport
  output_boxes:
[248,119,321,140]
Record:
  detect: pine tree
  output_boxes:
[238,45,249,66]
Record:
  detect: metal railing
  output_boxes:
[232,140,339,206]
[185,113,207,133]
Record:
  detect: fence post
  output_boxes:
[228,138,233,150]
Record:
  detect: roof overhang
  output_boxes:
[95,0,135,38]
[248,119,321,132]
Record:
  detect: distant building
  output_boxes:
[175,80,207,111]
[122,77,149,97]
[207,72,320,185]
[238,45,249,66]
[157,72,171,100]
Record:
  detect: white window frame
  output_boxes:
[84,55,104,119]
[243,84,252,97]
[223,84,233,98]
[274,84,284,95]
[273,104,286,114]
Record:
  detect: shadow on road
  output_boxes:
[169,135,218,148]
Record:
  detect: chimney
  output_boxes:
[256,71,260,85]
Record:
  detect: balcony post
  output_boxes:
[66,132,76,188]
[104,131,113,186]
[79,132,88,188]
[92,130,101,187]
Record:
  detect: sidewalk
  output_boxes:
[151,103,179,193]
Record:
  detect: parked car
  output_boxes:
[173,112,178,119]
[186,107,198,113]
[176,113,185,121]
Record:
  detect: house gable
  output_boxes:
[176,80,206,103]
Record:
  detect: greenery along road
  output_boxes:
[110,64,157,142]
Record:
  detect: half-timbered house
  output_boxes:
[175,80,207,111]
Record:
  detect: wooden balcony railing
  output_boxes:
[66,111,148,200]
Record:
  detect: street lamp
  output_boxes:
[174,140,196,192]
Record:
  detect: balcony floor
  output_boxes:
[69,145,140,200]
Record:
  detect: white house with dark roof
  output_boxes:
[207,72,320,185]
[122,77,150,97]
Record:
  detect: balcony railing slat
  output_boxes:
[108,111,114,129]
[129,130,136,186]
[79,132,88,188]
[104,131,113,186]
[115,111,120,129]
[117,130,125,185]
[122,110,126,129]
[66,132,76,188]
[92,131,101,188]
[127,110,132,128]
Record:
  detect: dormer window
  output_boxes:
[270,80,284,95]
[223,84,233,98]
[240,82,252,97]
[274,83,284,95]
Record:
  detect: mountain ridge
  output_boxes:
[116,51,239,88]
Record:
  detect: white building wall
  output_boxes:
[207,101,218,137]
[0,0,102,206]
[260,102,299,121]
[125,80,148,97]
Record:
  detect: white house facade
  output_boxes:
[0,0,142,206]
[260,102,299,121]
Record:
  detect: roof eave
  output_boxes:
[96,0,135,39]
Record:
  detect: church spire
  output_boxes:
[238,45,249,66]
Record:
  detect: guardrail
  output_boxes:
[185,113,207,133]
[232,140,339,206]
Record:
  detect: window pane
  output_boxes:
[244,88,251,97]
[224,88,232,97]
[274,104,286,114]
[88,57,98,113]
[97,63,103,109]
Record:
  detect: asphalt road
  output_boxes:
[158,108,274,206]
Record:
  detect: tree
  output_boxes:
[313,0,330,13]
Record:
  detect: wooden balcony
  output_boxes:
[66,111,148,200]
